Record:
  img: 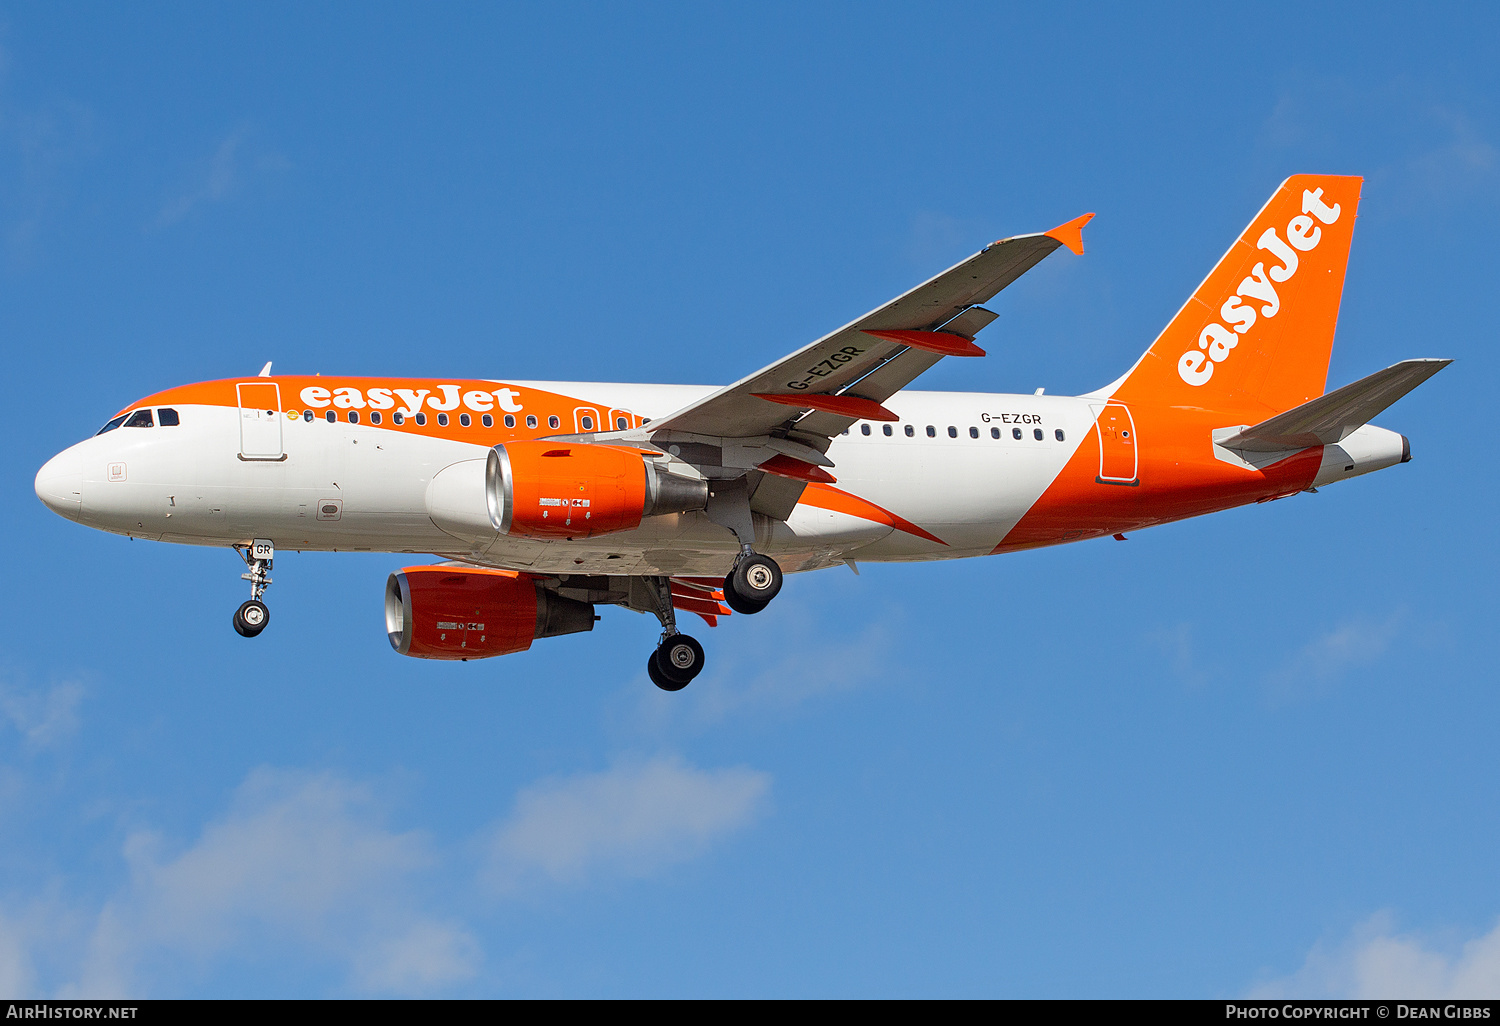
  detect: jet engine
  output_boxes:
[486,441,707,540]
[385,565,595,660]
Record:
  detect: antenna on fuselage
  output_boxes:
[258,361,273,377]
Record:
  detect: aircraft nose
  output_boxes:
[35,449,84,520]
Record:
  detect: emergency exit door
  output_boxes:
[237,382,284,460]
[1091,403,1138,485]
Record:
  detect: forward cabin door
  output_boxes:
[1091,402,1138,485]
[237,382,285,460]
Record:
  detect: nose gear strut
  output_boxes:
[232,539,274,638]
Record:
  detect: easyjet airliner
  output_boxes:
[34,175,1445,690]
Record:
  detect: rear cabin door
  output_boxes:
[237,382,284,460]
[1091,402,1138,485]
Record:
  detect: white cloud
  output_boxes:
[349,920,482,994]
[1258,77,1498,217]
[0,913,37,996]
[1252,912,1500,999]
[486,755,770,893]
[0,94,97,263]
[153,125,289,228]
[0,679,82,750]
[62,767,478,997]
[1149,622,1210,688]
[1265,610,1404,701]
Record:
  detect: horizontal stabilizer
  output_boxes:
[1217,359,1450,452]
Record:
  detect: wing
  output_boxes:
[646,213,1093,448]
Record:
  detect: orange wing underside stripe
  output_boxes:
[797,483,947,546]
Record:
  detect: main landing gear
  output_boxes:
[722,552,783,614]
[639,550,784,692]
[642,575,706,692]
[233,539,274,638]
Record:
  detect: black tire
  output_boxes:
[724,554,781,613]
[647,651,688,692]
[654,633,705,685]
[722,588,769,615]
[233,600,270,638]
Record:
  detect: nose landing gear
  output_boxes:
[234,599,270,637]
[233,539,274,638]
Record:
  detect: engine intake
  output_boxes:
[385,565,594,660]
[486,441,707,540]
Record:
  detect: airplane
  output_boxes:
[34,174,1447,691]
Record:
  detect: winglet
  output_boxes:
[1044,213,1094,256]
[258,361,273,377]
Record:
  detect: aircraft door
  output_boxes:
[1091,403,1138,485]
[237,382,285,461]
[574,406,601,434]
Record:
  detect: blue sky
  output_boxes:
[2,2,1498,997]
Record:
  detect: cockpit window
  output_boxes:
[96,414,127,435]
[124,410,154,428]
[158,408,180,426]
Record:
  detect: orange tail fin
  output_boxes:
[1110,175,1363,417]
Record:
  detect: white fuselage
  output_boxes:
[34,379,1407,579]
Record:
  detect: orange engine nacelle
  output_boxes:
[486,441,707,540]
[385,566,595,660]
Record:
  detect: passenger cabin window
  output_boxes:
[484,414,495,428]
[415,413,428,426]
[158,408,180,426]
[547,415,560,429]
[991,427,1000,439]
[1034,428,1044,440]
[1055,429,1065,441]
[96,415,127,435]
[501,414,512,428]
[969,426,979,438]
[1012,427,1022,439]
[883,424,893,436]
[861,424,871,436]
[393,412,405,425]
[348,411,360,424]
[325,410,336,423]
[526,415,537,429]
[460,413,471,427]
[926,425,936,437]
[947,426,957,438]
[370,412,382,425]
[436,413,449,426]
[303,410,314,422]
[904,425,914,437]
[125,410,154,428]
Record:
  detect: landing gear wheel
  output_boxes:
[648,651,688,692]
[653,633,705,688]
[233,599,270,638]
[723,592,769,615]
[724,554,782,614]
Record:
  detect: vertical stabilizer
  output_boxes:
[1111,175,1363,416]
